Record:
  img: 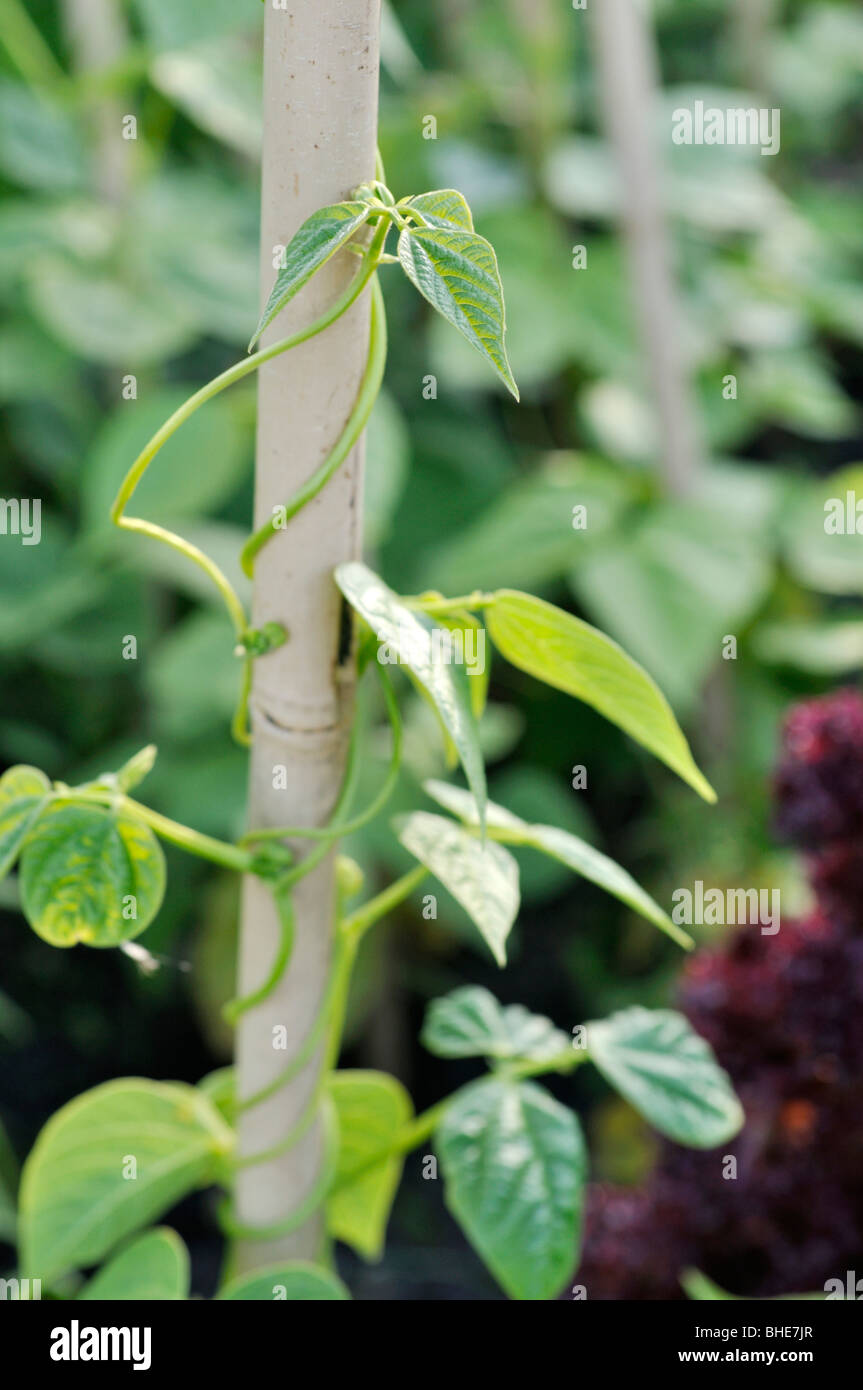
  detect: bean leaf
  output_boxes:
[336,562,486,826]
[395,811,519,966]
[437,1077,586,1300]
[249,201,372,347]
[485,591,716,802]
[217,1263,350,1301]
[19,803,166,947]
[397,224,518,398]
[327,1070,412,1260]
[0,764,51,881]
[423,986,570,1065]
[423,779,690,948]
[78,1228,189,1301]
[20,1079,232,1283]
[586,1007,744,1148]
[404,189,474,231]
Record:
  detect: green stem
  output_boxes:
[222,885,295,1024]
[109,249,381,629]
[54,789,254,874]
[231,655,254,750]
[234,932,351,1113]
[240,271,388,576]
[322,862,428,1071]
[112,516,249,638]
[220,1098,340,1240]
[341,864,427,943]
[327,1097,446,1198]
[232,1079,320,1169]
[327,1051,587,1196]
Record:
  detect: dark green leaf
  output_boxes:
[423,986,570,1064]
[250,201,372,347]
[397,225,518,397]
[586,1007,744,1148]
[437,1078,586,1300]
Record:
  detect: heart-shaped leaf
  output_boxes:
[437,1077,586,1300]
[19,803,166,947]
[586,1007,744,1148]
[250,200,372,347]
[423,986,570,1065]
[327,1070,412,1260]
[20,1079,232,1283]
[78,1228,190,1301]
[395,811,519,966]
[336,562,486,826]
[397,224,518,398]
[0,764,51,881]
[485,591,716,802]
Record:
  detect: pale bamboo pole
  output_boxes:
[731,0,778,94]
[63,0,130,204]
[590,0,701,494]
[234,0,380,1269]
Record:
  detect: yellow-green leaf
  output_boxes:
[404,189,474,231]
[20,1079,232,1284]
[0,764,51,881]
[485,590,715,802]
[19,803,166,947]
[327,1070,412,1260]
[78,1228,189,1301]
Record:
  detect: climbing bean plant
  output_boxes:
[2,169,743,1301]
